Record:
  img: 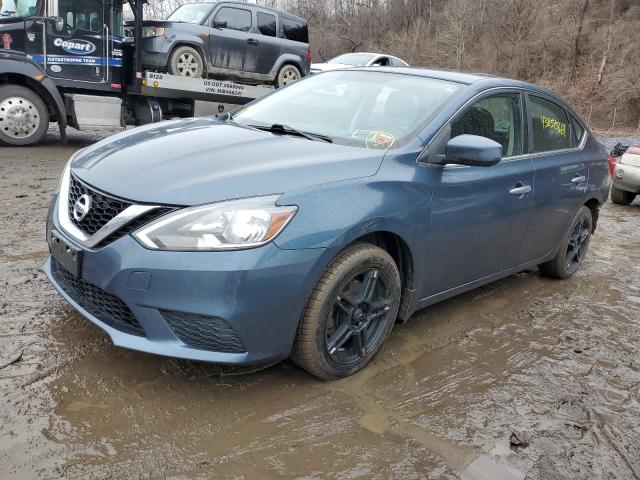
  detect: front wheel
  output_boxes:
[539,206,593,279]
[611,185,636,205]
[0,85,49,146]
[291,243,401,380]
[274,64,301,88]
[168,46,205,78]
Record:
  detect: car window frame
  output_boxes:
[255,9,277,38]
[212,5,253,33]
[420,88,529,167]
[524,92,587,157]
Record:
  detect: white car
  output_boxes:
[611,145,640,205]
[311,52,409,74]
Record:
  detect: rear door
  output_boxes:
[518,94,589,263]
[422,90,535,296]
[209,4,254,73]
[254,9,280,75]
[44,0,107,83]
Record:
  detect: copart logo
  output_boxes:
[53,38,96,55]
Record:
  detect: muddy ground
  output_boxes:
[1,129,640,479]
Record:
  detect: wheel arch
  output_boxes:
[272,55,304,77]
[0,61,67,131]
[167,41,208,73]
[584,197,601,232]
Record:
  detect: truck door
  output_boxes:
[44,0,108,83]
[209,5,254,74]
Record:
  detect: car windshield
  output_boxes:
[328,53,377,66]
[167,2,212,23]
[0,0,38,18]
[233,71,464,149]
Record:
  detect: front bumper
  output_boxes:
[613,162,640,193]
[141,36,172,69]
[43,199,329,365]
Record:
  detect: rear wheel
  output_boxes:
[291,243,401,380]
[0,85,49,146]
[168,46,205,78]
[611,185,636,205]
[539,206,593,279]
[274,64,301,88]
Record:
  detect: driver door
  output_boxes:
[44,0,107,82]
[208,5,255,74]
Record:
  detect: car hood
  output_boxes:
[310,63,354,72]
[70,118,384,206]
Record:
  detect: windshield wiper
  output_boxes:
[249,123,333,143]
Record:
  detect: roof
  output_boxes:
[218,0,306,21]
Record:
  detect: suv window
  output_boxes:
[281,17,308,43]
[257,12,276,37]
[215,6,251,32]
[529,95,571,153]
[451,93,523,157]
[570,113,585,147]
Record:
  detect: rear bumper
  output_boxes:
[613,162,640,193]
[42,199,331,365]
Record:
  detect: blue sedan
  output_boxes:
[42,68,610,379]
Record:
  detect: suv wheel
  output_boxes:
[539,206,593,279]
[611,185,636,205]
[169,46,205,78]
[0,85,49,146]
[275,64,301,88]
[291,243,401,380]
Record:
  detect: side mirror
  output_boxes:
[46,16,65,32]
[212,19,227,29]
[444,134,502,167]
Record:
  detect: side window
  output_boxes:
[281,18,308,43]
[451,93,523,157]
[391,58,407,66]
[528,95,571,153]
[257,12,276,37]
[214,7,252,32]
[58,0,102,33]
[570,113,585,147]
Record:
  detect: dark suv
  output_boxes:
[126,1,310,87]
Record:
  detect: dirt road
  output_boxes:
[1,130,639,479]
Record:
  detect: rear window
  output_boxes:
[281,17,308,43]
[529,95,572,153]
[257,12,276,37]
[570,114,585,146]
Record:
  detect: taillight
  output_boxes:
[306,49,312,62]
[608,156,616,177]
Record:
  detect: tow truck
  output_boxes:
[0,0,272,146]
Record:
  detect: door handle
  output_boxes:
[509,185,531,195]
[571,175,587,184]
[247,38,259,46]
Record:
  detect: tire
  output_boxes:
[539,206,593,279]
[168,46,205,78]
[611,185,636,205]
[291,243,401,380]
[274,64,301,88]
[0,85,49,146]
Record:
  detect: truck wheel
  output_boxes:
[275,64,301,88]
[291,243,401,380]
[539,206,593,279]
[0,85,49,146]
[168,46,205,78]
[611,185,636,205]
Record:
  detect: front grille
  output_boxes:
[69,174,132,235]
[52,259,145,337]
[161,310,246,353]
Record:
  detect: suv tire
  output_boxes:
[0,85,49,146]
[275,64,301,88]
[611,185,636,205]
[291,243,401,380]
[168,46,205,78]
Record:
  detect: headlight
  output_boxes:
[142,26,165,38]
[133,195,297,251]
